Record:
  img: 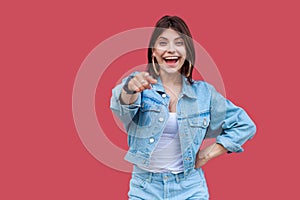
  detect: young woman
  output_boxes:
[110,15,256,200]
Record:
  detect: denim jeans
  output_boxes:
[128,166,209,200]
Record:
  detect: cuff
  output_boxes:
[113,83,141,116]
[216,136,244,153]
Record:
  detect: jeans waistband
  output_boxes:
[133,165,189,183]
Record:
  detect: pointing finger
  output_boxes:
[146,75,157,84]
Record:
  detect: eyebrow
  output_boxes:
[158,36,183,40]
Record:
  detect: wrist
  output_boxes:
[208,143,227,159]
[123,76,137,94]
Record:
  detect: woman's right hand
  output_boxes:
[126,72,157,93]
[120,72,157,105]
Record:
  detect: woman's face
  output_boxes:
[153,28,187,75]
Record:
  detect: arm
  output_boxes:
[195,84,256,168]
[110,72,157,130]
[195,143,227,168]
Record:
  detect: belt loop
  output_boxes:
[147,172,153,183]
[175,174,180,183]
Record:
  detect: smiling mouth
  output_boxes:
[163,56,180,65]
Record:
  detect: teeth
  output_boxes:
[164,56,179,60]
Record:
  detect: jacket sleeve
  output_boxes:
[110,73,141,130]
[205,83,256,153]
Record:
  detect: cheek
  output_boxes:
[153,48,166,56]
[179,47,187,57]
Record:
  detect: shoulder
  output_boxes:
[191,80,214,92]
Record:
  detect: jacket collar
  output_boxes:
[151,75,197,99]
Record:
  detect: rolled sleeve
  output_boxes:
[216,136,244,153]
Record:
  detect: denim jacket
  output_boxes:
[110,72,256,176]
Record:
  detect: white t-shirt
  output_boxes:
[138,112,184,173]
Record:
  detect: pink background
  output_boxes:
[1,0,299,199]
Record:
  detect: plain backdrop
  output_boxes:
[1,0,299,199]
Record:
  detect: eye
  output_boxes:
[159,41,167,46]
[175,41,184,46]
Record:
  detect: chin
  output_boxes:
[160,65,182,75]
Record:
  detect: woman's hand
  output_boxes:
[120,72,157,105]
[126,72,157,93]
[195,143,227,168]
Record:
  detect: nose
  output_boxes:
[167,42,176,53]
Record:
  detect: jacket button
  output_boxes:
[162,93,167,98]
[158,117,164,122]
[149,138,155,143]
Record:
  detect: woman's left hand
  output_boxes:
[195,147,212,168]
[195,143,227,168]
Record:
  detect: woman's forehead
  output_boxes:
[158,28,182,40]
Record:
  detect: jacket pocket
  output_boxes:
[188,115,210,145]
[137,102,161,127]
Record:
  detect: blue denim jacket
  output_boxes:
[110,72,256,176]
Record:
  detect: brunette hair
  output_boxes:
[147,15,195,84]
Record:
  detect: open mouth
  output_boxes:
[163,56,180,66]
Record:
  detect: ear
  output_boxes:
[152,48,156,57]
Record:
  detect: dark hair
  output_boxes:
[147,15,195,84]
